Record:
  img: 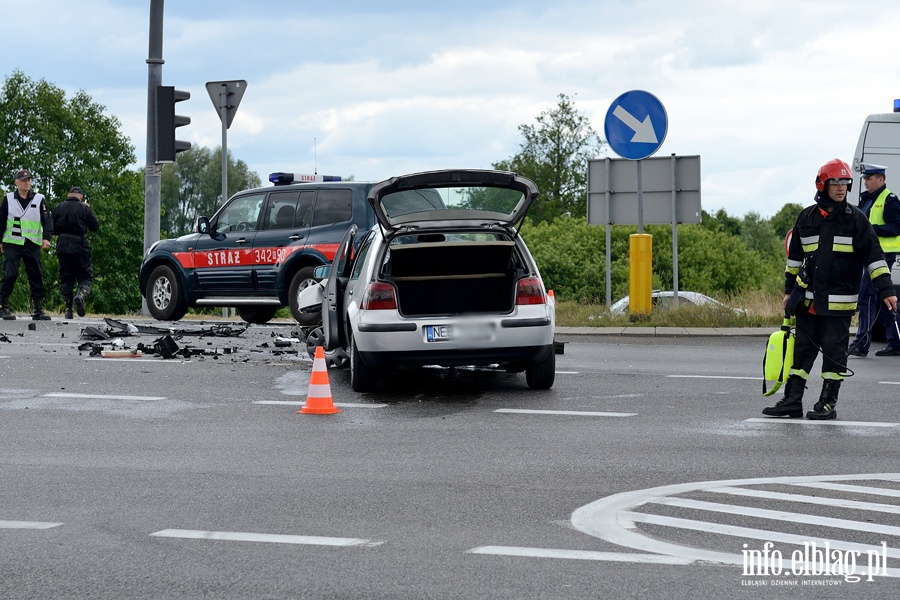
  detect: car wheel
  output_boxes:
[236,305,278,324]
[350,334,378,392]
[146,265,188,321]
[289,266,322,326]
[525,346,555,390]
[305,326,348,368]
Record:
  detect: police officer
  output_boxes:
[52,186,99,319]
[763,159,898,420]
[848,163,900,356]
[0,169,54,320]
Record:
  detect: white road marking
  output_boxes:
[571,473,900,570]
[789,481,900,498]
[668,375,760,380]
[0,520,62,529]
[43,393,166,401]
[706,486,900,515]
[85,357,176,363]
[468,546,694,564]
[555,371,579,374]
[494,409,637,417]
[253,400,387,408]
[150,529,381,547]
[744,417,898,427]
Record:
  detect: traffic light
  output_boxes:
[155,85,191,163]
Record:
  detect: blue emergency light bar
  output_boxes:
[269,172,342,185]
[894,99,900,113]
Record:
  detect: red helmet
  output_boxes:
[815,158,853,192]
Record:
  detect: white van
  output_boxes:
[852,101,900,338]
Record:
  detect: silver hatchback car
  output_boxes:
[312,169,556,392]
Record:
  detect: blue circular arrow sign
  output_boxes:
[604,90,668,160]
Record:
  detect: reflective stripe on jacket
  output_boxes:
[3,192,44,246]
[868,187,900,253]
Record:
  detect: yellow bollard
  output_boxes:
[628,234,653,318]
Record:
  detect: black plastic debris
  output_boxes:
[80,326,111,341]
[154,335,180,359]
[0,333,11,343]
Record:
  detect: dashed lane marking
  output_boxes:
[744,418,898,428]
[43,393,166,401]
[468,546,693,564]
[0,520,62,529]
[494,409,637,417]
[150,529,382,547]
[668,375,760,380]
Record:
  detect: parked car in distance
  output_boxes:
[139,174,375,324]
[610,290,739,314]
[308,169,556,392]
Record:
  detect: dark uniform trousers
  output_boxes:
[793,307,850,379]
[57,243,94,301]
[1,242,45,300]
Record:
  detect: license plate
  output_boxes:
[426,324,493,342]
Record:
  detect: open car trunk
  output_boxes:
[385,238,520,317]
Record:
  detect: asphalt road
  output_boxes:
[1,317,899,599]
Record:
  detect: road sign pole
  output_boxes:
[636,159,644,234]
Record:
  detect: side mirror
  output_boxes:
[314,265,331,279]
[197,216,210,235]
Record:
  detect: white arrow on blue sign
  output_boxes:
[604,90,667,160]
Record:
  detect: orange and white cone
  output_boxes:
[298,346,341,415]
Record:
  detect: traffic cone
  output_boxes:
[298,346,342,415]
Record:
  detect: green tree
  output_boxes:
[0,70,143,314]
[494,93,604,224]
[161,146,261,238]
[770,202,804,240]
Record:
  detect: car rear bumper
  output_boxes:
[358,343,553,368]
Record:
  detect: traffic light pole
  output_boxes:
[143,0,165,315]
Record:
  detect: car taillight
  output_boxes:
[516,277,546,305]
[361,282,397,310]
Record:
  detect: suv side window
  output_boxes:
[214,194,265,234]
[264,191,300,230]
[311,189,352,226]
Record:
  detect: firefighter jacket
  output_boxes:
[785,199,894,316]
[859,185,900,254]
[52,196,99,254]
[1,191,52,246]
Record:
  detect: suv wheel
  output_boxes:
[236,305,278,324]
[146,265,188,321]
[289,266,322,326]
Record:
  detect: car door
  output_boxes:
[192,193,264,293]
[251,190,313,292]
[323,224,357,351]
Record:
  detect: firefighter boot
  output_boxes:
[762,375,805,418]
[74,286,88,317]
[31,299,51,321]
[64,297,73,320]
[0,298,14,320]
[806,380,839,420]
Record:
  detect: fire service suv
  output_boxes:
[139,173,375,324]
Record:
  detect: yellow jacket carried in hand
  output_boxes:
[763,316,795,396]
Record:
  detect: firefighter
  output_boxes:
[763,159,898,420]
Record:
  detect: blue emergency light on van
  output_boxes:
[894,99,900,113]
[269,172,342,185]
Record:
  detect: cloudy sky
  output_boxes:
[3,0,899,217]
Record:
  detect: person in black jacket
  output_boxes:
[763,159,898,420]
[52,186,99,318]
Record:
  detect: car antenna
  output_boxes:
[314,137,317,174]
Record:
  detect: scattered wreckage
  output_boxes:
[71,318,312,361]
